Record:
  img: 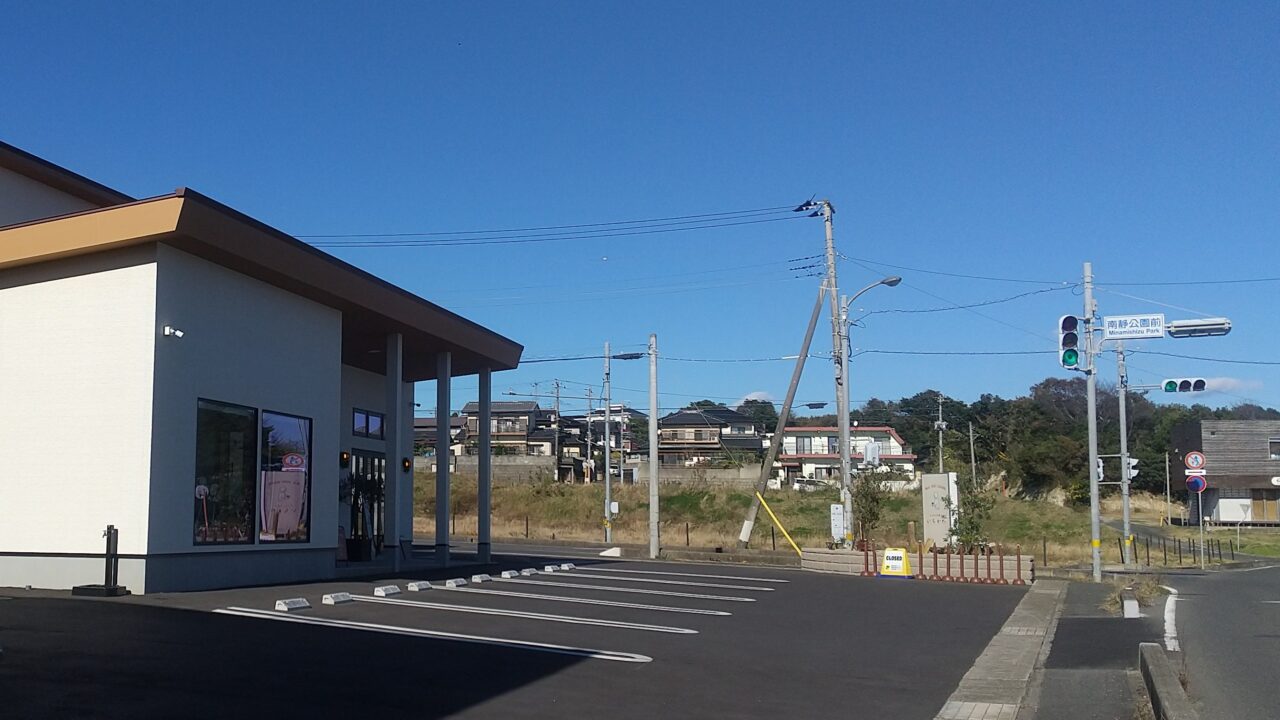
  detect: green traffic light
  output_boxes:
[1062,349,1079,367]
[1164,380,1177,392]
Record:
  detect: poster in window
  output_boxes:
[193,400,257,544]
[260,411,312,542]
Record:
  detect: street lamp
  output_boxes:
[837,276,901,546]
[602,344,645,544]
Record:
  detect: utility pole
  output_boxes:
[648,333,659,559]
[740,282,828,547]
[968,422,977,489]
[1117,342,1133,565]
[1165,452,1171,525]
[819,200,853,547]
[603,341,613,543]
[839,296,853,546]
[585,387,593,484]
[1084,262,1102,583]
[553,380,561,482]
[935,394,947,473]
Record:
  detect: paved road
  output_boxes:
[1,556,1024,719]
[1167,563,1280,718]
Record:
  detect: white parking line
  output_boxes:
[350,594,697,634]
[1160,585,1180,652]
[438,584,732,615]
[497,577,757,602]
[584,566,791,583]
[213,607,652,663]
[559,571,775,592]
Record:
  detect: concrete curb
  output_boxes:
[934,579,1068,720]
[1139,643,1199,720]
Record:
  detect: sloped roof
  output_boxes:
[659,406,757,428]
[0,140,134,207]
[459,400,539,414]
[0,188,522,379]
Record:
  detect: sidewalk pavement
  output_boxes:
[933,579,1068,720]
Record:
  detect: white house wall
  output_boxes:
[0,248,157,590]
[0,166,97,227]
[145,245,343,591]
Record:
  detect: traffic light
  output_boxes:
[1059,315,1081,369]
[1127,458,1139,480]
[1163,378,1207,393]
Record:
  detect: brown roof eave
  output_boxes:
[170,189,523,373]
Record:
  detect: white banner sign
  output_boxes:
[1102,313,1165,339]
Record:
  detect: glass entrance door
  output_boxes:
[351,450,387,551]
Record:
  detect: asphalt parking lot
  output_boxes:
[1,556,1025,719]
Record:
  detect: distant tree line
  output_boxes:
[783,377,1280,502]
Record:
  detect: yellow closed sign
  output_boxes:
[880,547,914,578]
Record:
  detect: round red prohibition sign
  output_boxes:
[1184,451,1206,470]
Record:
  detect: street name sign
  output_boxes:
[1103,313,1165,340]
[1185,468,1206,476]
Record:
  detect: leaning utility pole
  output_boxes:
[1084,262,1102,583]
[740,282,828,547]
[1117,342,1133,565]
[603,341,613,543]
[648,333,659,559]
[839,295,853,546]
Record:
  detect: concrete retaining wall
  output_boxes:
[802,546,1035,584]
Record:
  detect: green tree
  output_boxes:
[851,473,889,541]
[736,398,779,433]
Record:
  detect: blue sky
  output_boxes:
[4,2,1278,417]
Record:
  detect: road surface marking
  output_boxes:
[1160,585,1180,652]
[350,594,697,634]
[580,566,790,583]
[213,607,652,663]
[438,584,731,615]
[496,577,756,602]
[559,571,775,592]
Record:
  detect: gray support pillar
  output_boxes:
[435,351,452,566]
[384,333,404,572]
[477,368,493,564]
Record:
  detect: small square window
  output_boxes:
[368,414,384,440]
[1269,438,1280,461]
[353,410,368,437]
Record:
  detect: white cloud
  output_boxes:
[1203,377,1264,394]
[735,390,774,407]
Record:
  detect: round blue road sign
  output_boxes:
[1186,475,1207,494]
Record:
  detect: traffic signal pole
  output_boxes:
[1084,262,1102,583]
[1117,341,1133,566]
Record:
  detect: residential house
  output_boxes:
[776,426,917,482]
[657,406,763,466]
[1172,420,1280,525]
[460,400,540,455]
[413,416,467,455]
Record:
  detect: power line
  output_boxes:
[308,215,805,248]
[1095,276,1280,287]
[1128,350,1280,367]
[864,286,1072,315]
[1093,287,1218,319]
[840,254,1073,286]
[851,349,1054,358]
[298,205,795,239]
